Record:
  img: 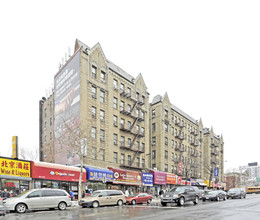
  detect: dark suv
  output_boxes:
[161,186,200,206]
[227,188,246,199]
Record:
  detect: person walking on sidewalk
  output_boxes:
[69,190,74,201]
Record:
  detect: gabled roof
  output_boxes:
[75,39,135,84]
[151,95,198,124]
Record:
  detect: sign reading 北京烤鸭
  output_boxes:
[0,158,30,178]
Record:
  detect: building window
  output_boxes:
[100,90,105,103]
[128,138,131,147]
[121,154,125,165]
[136,141,140,150]
[91,147,97,159]
[136,92,139,100]
[152,164,156,169]
[127,87,131,95]
[120,136,125,146]
[152,109,155,118]
[152,123,156,132]
[165,150,168,159]
[152,150,156,159]
[100,110,105,122]
[100,129,105,142]
[165,109,168,118]
[113,79,118,90]
[165,137,168,146]
[128,155,131,165]
[120,83,124,92]
[141,143,145,152]
[113,97,117,109]
[113,152,118,163]
[136,157,140,167]
[127,121,131,130]
[142,158,145,168]
[91,86,97,99]
[50,118,52,126]
[165,164,168,172]
[113,115,118,127]
[91,127,96,139]
[92,66,97,79]
[101,71,106,83]
[142,95,145,104]
[120,118,125,128]
[113,133,118,145]
[91,106,96,118]
[127,104,131,112]
[165,123,168,132]
[152,137,156,146]
[171,153,174,161]
[120,101,125,111]
[100,149,105,161]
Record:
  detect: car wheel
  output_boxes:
[117,200,123,206]
[147,199,152,204]
[15,203,27,213]
[216,196,220,201]
[202,199,206,202]
[240,195,242,199]
[194,196,199,204]
[244,195,246,199]
[92,201,99,208]
[161,202,167,206]
[131,199,136,205]
[58,202,67,210]
[179,197,185,206]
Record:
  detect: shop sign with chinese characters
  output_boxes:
[0,158,30,177]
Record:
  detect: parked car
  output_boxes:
[202,190,227,201]
[227,188,246,199]
[78,190,126,208]
[161,186,200,206]
[0,198,6,216]
[3,188,72,213]
[126,193,152,205]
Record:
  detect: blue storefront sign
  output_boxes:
[142,173,153,186]
[85,167,114,182]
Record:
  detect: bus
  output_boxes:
[246,187,260,194]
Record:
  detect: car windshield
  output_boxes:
[208,191,218,195]
[127,194,138,197]
[90,191,101,197]
[16,190,30,197]
[229,188,240,193]
[169,187,185,193]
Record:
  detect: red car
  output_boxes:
[126,193,152,205]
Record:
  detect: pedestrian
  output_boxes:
[3,189,10,199]
[159,189,164,196]
[69,190,74,201]
[125,189,129,197]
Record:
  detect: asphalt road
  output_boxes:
[2,194,260,220]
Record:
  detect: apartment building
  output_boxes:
[40,39,150,171]
[203,128,224,182]
[39,93,55,163]
[150,93,204,180]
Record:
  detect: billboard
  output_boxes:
[54,50,80,165]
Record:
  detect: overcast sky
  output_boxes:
[0,0,259,171]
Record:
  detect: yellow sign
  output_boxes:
[12,136,18,159]
[0,158,30,178]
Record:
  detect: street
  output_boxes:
[2,194,260,220]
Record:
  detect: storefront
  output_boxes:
[166,173,177,190]
[142,173,153,193]
[0,157,31,196]
[150,170,166,196]
[84,167,113,194]
[108,167,142,194]
[31,161,86,199]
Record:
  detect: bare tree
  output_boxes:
[19,146,39,161]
